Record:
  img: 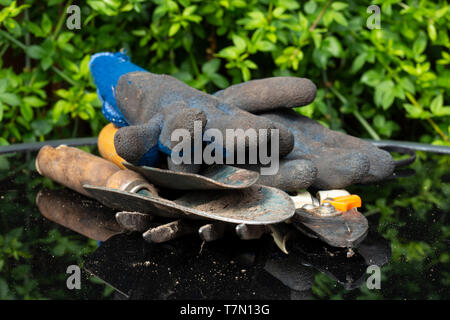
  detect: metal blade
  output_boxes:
[123,162,259,190]
[83,184,295,225]
[292,208,368,248]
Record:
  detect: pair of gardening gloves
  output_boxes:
[89,52,395,191]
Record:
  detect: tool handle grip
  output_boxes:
[98,123,126,169]
[36,145,121,197]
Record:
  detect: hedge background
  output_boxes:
[0,0,449,152]
[0,0,449,300]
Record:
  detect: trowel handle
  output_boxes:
[98,123,126,169]
[36,145,157,197]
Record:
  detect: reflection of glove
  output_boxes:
[89,52,317,170]
[214,80,395,190]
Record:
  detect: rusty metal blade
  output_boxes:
[292,208,368,248]
[123,162,259,190]
[83,184,295,225]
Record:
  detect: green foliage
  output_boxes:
[0,158,106,300]
[312,153,450,299]
[0,0,448,147]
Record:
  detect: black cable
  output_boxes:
[0,137,448,161]
[376,145,417,168]
[0,137,98,155]
[367,139,450,155]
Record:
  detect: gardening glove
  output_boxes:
[89,52,316,172]
[214,79,395,190]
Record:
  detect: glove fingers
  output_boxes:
[159,103,207,151]
[310,151,370,189]
[160,105,207,174]
[358,147,395,183]
[239,159,317,191]
[263,109,394,187]
[275,110,395,184]
[214,77,317,113]
[114,120,161,166]
[206,107,295,158]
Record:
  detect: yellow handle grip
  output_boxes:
[98,123,126,169]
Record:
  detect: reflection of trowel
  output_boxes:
[124,162,259,190]
[36,145,295,225]
[289,190,369,248]
[36,188,123,242]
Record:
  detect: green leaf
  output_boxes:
[428,24,437,42]
[41,13,52,35]
[374,80,395,110]
[332,12,348,26]
[399,77,415,94]
[403,103,430,119]
[26,45,46,59]
[202,59,220,75]
[183,5,197,16]
[31,119,53,136]
[429,94,450,116]
[23,96,46,108]
[168,23,181,36]
[323,36,342,57]
[312,48,328,69]
[232,34,247,52]
[0,79,7,93]
[350,53,367,73]
[217,47,239,60]
[0,155,10,172]
[256,40,275,52]
[241,66,251,81]
[331,2,348,10]
[361,70,382,87]
[210,73,229,89]
[0,92,20,106]
[304,1,317,14]
[412,32,427,57]
[20,104,33,122]
[25,21,43,37]
[41,56,53,70]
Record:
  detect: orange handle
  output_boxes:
[323,195,362,212]
[98,123,126,169]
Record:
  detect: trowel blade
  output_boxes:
[123,162,259,190]
[83,184,295,225]
[292,208,369,248]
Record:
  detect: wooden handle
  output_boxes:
[36,145,122,197]
[36,145,158,197]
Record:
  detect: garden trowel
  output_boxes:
[36,145,295,225]
[84,184,295,225]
